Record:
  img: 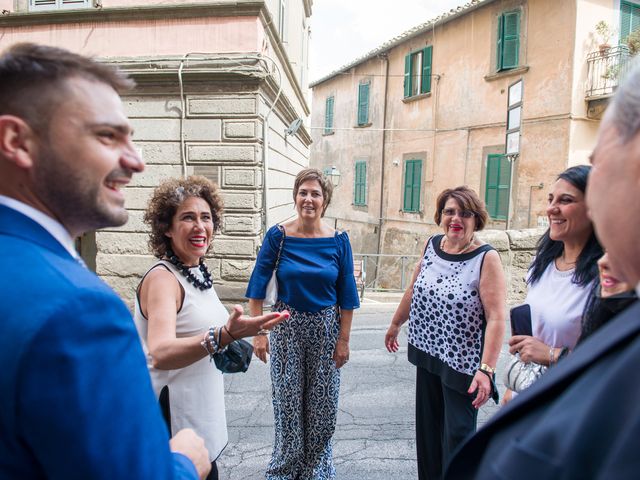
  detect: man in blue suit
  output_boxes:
[0,43,210,479]
[445,65,640,478]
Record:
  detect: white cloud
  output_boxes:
[309,0,470,82]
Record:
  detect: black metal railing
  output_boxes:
[586,45,632,99]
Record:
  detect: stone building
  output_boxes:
[0,0,313,304]
[309,0,628,289]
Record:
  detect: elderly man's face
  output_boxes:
[587,111,640,286]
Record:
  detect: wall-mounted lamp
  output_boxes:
[323,165,341,187]
[285,118,303,139]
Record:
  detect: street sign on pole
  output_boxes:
[505,78,523,229]
[506,79,523,156]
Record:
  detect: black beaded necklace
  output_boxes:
[166,249,213,291]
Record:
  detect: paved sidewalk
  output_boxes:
[218,300,510,479]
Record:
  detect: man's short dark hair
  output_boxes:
[0,43,134,135]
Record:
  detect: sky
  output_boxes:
[309,0,470,82]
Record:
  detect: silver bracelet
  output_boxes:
[549,346,555,366]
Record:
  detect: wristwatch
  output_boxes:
[479,363,496,375]
[478,363,499,404]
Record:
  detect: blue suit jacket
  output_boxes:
[445,298,640,479]
[0,206,197,479]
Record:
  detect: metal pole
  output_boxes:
[505,154,518,230]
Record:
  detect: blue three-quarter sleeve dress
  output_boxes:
[246,225,360,480]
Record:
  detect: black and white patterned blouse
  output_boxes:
[408,234,494,393]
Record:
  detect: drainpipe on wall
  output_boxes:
[261,59,283,238]
[375,53,390,262]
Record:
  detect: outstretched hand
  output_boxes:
[225,305,289,340]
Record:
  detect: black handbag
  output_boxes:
[213,339,253,373]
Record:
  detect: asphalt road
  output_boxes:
[218,299,509,479]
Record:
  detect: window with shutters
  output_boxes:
[497,11,520,71]
[621,1,640,42]
[29,0,91,11]
[403,159,422,212]
[403,46,432,99]
[485,154,511,220]
[357,82,370,126]
[324,96,334,135]
[353,161,367,206]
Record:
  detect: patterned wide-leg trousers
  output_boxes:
[266,302,341,480]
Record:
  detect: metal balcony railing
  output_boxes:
[586,44,632,99]
[353,253,421,294]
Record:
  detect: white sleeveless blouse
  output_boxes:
[134,260,228,461]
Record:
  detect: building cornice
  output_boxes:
[102,55,311,145]
[105,55,267,85]
[303,0,313,18]
[258,8,310,116]
[0,1,264,27]
[0,0,310,120]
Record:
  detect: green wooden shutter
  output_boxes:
[621,1,640,41]
[622,3,632,40]
[496,157,512,218]
[421,46,432,94]
[411,160,422,212]
[634,3,640,36]
[403,159,422,212]
[496,14,504,70]
[358,82,370,126]
[324,96,334,134]
[485,154,511,219]
[354,161,367,206]
[486,155,502,218]
[404,54,412,98]
[403,161,413,210]
[502,11,520,70]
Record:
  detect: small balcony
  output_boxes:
[585,45,632,119]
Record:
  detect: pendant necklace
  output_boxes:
[166,249,213,290]
[442,236,474,255]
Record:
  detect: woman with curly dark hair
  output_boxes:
[134,176,288,480]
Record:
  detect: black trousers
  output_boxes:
[415,367,477,480]
[160,386,219,480]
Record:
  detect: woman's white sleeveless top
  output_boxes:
[134,260,228,461]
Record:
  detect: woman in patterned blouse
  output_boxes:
[385,186,506,480]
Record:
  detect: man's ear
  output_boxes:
[0,115,36,170]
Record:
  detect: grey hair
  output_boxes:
[174,186,186,204]
[610,59,640,142]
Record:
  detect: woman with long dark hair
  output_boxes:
[505,165,603,402]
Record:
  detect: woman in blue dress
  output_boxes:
[246,168,360,480]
